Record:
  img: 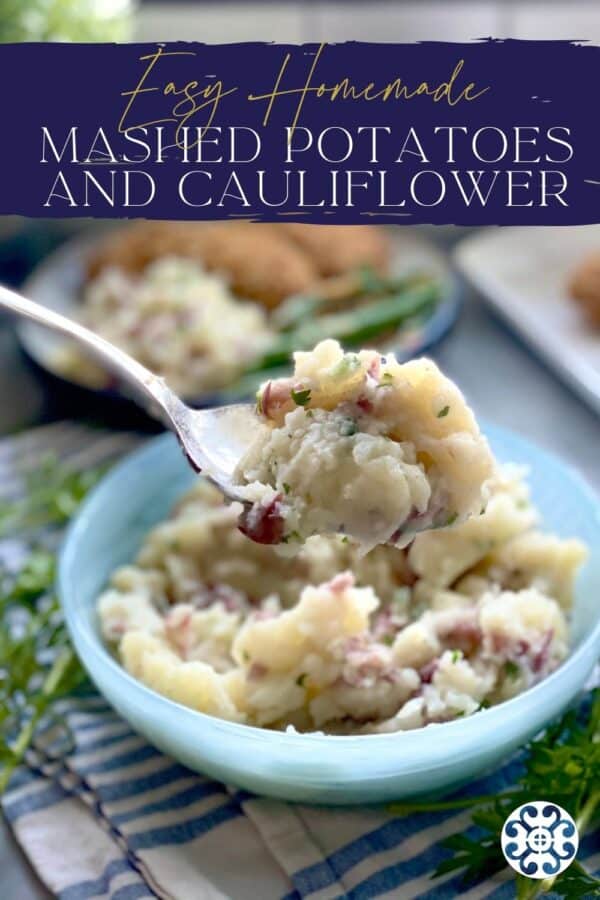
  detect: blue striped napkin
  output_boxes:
[1,423,598,900]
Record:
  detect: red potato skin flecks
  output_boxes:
[259,381,272,417]
[531,629,554,673]
[329,572,355,594]
[419,658,440,684]
[239,495,286,545]
[356,396,373,414]
[437,617,483,655]
[259,379,297,422]
[248,662,269,680]
[367,357,381,380]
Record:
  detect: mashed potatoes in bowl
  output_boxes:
[57,257,274,395]
[59,424,600,802]
[97,464,586,735]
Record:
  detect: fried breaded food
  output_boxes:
[86,222,192,280]
[281,223,389,277]
[570,251,600,327]
[198,223,319,309]
[87,222,319,309]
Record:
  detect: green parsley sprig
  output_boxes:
[390,689,600,898]
[0,551,86,792]
[290,386,311,407]
[0,453,107,537]
[0,456,109,794]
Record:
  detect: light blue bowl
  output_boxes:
[58,424,600,804]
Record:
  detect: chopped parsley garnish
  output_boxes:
[446,512,458,527]
[291,387,311,407]
[282,482,291,495]
[381,634,395,646]
[339,419,357,436]
[504,660,520,680]
[378,372,394,388]
[451,649,462,663]
[340,535,349,544]
[437,405,450,418]
[296,673,308,687]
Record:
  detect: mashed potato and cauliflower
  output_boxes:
[234,340,495,551]
[58,257,273,395]
[98,466,586,734]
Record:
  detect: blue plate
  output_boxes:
[58,423,600,804]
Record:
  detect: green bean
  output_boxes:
[245,281,440,373]
[273,269,431,331]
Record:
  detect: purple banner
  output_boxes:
[0,39,599,224]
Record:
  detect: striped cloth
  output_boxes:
[1,422,598,900]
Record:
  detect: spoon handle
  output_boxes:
[0,283,189,424]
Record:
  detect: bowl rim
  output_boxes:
[58,422,600,751]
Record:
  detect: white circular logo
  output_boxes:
[501,802,578,879]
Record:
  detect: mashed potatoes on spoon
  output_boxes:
[234,340,494,551]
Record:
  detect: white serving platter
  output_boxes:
[455,225,600,415]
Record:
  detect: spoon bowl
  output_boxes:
[177,402,262,502]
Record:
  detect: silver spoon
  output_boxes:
[0,283,261,503]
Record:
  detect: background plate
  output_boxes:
[17,226,462,410]
[455,225,600,415]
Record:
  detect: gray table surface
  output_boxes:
[0,233,599,898]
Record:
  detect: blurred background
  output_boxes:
[0,0,598,436]
[136,0,600,43]
[2,0,599,45]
